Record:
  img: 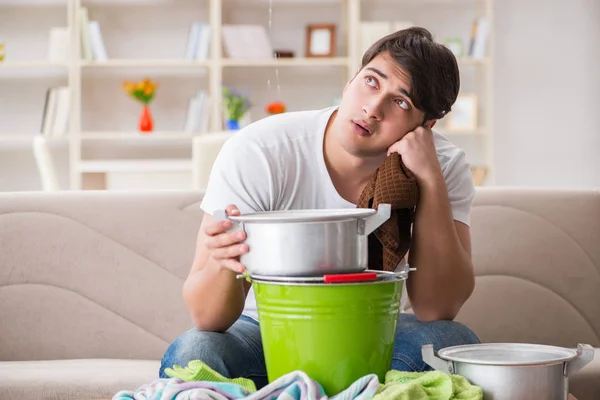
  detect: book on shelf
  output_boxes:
[221,25,274,59]
[47,27,70,63]
[185,22,211,61]
[79,6,107,61]
[40,86,70,137]
[184,90,211,134]
[468,17,489,59]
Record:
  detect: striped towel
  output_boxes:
[112,370,381,400]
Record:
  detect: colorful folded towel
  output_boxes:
[372,370,482,400]
[112,378,250,400]
[112,369,381,400]
[114,359,482,400]
[164,360,257,392]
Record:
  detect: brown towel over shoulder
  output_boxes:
[357,152,420,272]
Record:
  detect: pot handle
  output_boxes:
[212,209,242,233]
[565,343,595,376]
[422,345,455,374]
[363,203,391,235]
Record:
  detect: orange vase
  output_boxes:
[139,105,153,133]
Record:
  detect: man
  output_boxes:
[159,27,480,387]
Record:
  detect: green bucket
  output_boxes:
[252,271,404,396]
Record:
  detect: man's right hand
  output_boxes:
[183,204,250,331]
[204,204,249,274]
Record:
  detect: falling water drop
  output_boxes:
[268,0,273,30]
[268,0,281,96]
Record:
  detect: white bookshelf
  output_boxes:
[0,0,494,190]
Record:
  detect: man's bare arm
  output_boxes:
[406,176,475,322]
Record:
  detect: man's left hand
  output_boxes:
[387,126,443,186]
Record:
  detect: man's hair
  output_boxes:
[361,26,460,121]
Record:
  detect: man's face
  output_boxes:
[334,52,427,158]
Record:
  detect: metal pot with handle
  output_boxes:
[422,342,594,400]
[213,204,391,277]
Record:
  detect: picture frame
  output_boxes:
[306,24,336,57]
[446,93,478,131]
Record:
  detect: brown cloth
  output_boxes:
[357,152,420,272]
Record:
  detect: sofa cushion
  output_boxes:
[0,359,159,400]
[0,191,204,361]
[459,188,600,348]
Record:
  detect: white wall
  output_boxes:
[493,0,600,187]
[0,0,598,191]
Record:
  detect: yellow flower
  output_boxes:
[123,82,135,93]
[123,78,157,105]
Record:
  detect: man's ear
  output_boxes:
[423,120,437,129]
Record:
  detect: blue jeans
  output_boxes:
[159,313,479,388]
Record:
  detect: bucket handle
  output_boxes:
[422,345,455,374]
[565,343,595,376]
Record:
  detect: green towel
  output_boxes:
[372,370,482,400]
[447,373,483,400]
[163,360,257,392]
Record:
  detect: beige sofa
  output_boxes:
[0,188,598,399]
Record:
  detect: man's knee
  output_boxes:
[392,314,480,372]
[396,313,479,347]
[159,329,231,379]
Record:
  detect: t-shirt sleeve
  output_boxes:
[442,149,476,226]
[199,135,276,216]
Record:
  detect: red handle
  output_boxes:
[323,272,377,283]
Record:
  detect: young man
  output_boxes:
[159,27,480,386]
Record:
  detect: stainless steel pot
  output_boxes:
[422,343,595,400]
[213,204,391,277]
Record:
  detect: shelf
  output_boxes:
[77,159,193,173]
[80,59,211,77]
[221,57,349,67]
[367,0,478,5]
[0,134,67,147]
[220,57,483,68]
[0,0,67,7]
[0,135,35,144]
[80,0,205,5]
[0,61,68,68]
[225,0,343,7]
[0,62,69,78]
[80,59,211,68]
[81,131,196,140]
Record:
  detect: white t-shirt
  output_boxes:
[200,106,476,320]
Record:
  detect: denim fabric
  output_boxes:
[159,313,480,389]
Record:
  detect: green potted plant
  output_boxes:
[222,85,251,130]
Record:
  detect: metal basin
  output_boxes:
[214,204,391,277]
[422,342,595,400]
